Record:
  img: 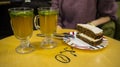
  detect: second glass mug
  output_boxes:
[9,7,34,54]
[34,7,58,49]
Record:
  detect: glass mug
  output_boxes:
[34,7,58,49]
[9,7,34,54]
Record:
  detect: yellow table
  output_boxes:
[0,29,120,67]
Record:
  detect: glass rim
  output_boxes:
[37,7,57,10]
[8,7,34,11]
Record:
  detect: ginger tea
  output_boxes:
[10,10,33,40]
[39,10,58,36]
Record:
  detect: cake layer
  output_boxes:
[76,24,103,39]
[76,33,103,46]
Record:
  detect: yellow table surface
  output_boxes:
[0,29,120,67]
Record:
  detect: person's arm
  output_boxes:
[90,0,117,26]
[89,16,110,26]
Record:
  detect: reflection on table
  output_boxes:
[0,29,120,67]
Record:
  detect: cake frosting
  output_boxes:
[77,24,103,34]
[78,33,102,42]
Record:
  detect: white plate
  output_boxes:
[63,36,108,50]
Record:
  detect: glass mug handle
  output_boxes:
[34,15,40,30]
[34,15,45,37]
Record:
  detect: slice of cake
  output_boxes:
[76,24,103,46]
